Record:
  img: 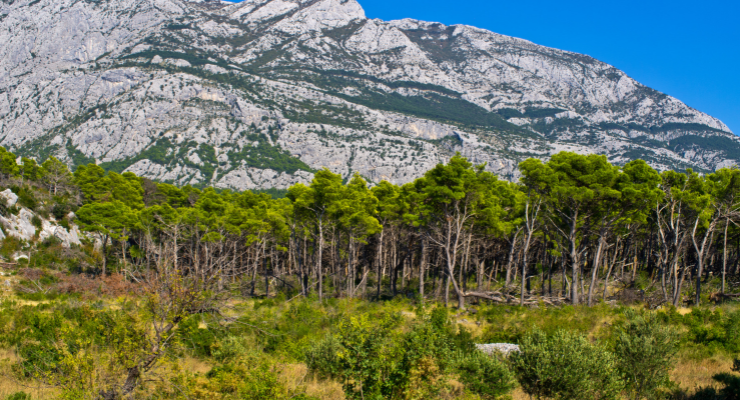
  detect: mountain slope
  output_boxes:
[0,0,737,189]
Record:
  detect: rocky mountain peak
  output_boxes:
[0,0,737,191]
[224,0,365,31]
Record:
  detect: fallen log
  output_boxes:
[463,291,567,306]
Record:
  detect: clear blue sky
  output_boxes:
[228,0,740,134]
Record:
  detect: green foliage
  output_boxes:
[4,393,30,400]
[656,307,740,355]
[670,135,740,161]
[511,329,623,400]
[306,312,405,399]
[76,200,138,240]
[452,351,517,399]
[65,141,96,169]
[202,349,318,400]
[0,146,19,177]
[615,309,680,400]
[19,157,40,182]
[178,315,221,358]
[52,203,70,220]
[100,138,176,174]
[31,214,42,231]
[74,164,144,209]
[227,136,314,174]
[12,186,37,210]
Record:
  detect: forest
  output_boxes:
[2,149,740,399]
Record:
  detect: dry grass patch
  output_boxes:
[181,356,212,376]
[0,364,58,400]
[510,387,529,400]
[279,363,345,400]
[671,355,732,393]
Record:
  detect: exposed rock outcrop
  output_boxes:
[0,0,736,189]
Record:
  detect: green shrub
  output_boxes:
[212,336,250,362]
[615,309,680,400]
[453,351,517,399]
[511,329,623,400]
[177,315,220,357]
[306,313,404,399]
[31,215,42,231]
[204,351,317,400]
[58,218,70,230]
[4,392,31,400]
[12,186,37,210]
[52,203,69,220]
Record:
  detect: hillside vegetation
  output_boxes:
[1,148,740,399]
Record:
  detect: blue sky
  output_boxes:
[227,0,740,134]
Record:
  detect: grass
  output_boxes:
[672,355,732,393]
[279,363,345,400]
[2,271,740,399]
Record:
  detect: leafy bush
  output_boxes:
[4,392,30,400]
[658,307,740,354]
[453,351,517,399]
[306,313,404,399]
[615,309,680,400]
[178,315,221,357]
[12,186,37,210]
[201,351,318,400]
[511,329,623,400]
[52,203,70,220]
[31,215,42,231]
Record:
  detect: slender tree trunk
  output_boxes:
[376,229,384,299]
[505,230,521,288]
[317,218,324,302]
[569,211,580,305]
[420,237,427,302]
[723,218,729,294]
[101,234,109,276]
[520,235,533,306]
[588,235,605,306]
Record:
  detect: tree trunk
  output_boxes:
[505,230,521,288]
[723,218,729,294]
[587,235,605,306]
[317,218,324,302]
[419,237,427,302]
[569,210,580,305]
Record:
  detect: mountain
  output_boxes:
[0,0,737,190]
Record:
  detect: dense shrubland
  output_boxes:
[1,147,740,399]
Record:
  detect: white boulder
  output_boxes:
[0,189,18,207]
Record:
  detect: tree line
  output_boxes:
[7,147,740,399]
[7,147,740,310]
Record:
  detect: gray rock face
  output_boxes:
[0,189,18,207]
[476,343,521,356]
[0,0,737,188]
[0,190,81,246]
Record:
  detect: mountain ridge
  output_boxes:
[0,0,737,190]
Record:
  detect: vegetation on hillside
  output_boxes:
[1,147,740,399]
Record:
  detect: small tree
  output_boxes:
[76,201,138,275]
[0,146,19,179]
[615,309,680,400]
[41,156,72,195]
[19,157,40,187]
[511,329,623,400]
